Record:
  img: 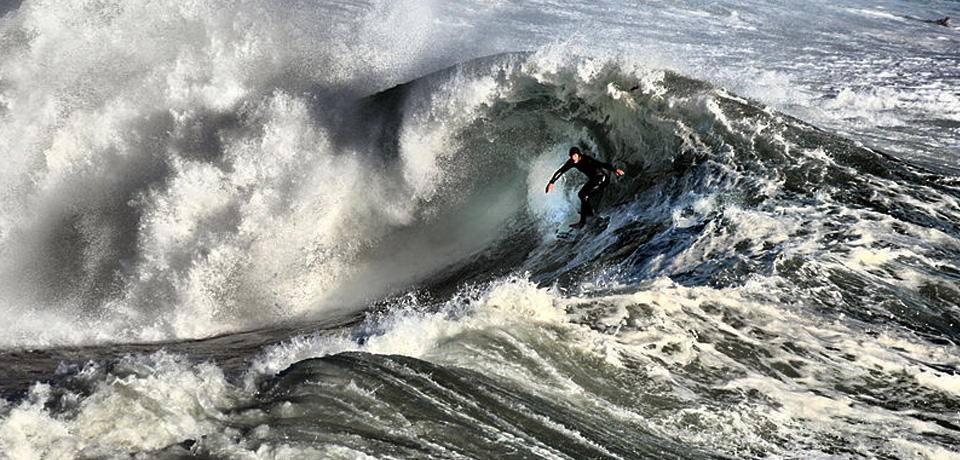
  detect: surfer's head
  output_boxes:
[569,146,581,163]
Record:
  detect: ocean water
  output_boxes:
[1,0,959,458]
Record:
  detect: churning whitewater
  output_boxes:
[1,0,960,459]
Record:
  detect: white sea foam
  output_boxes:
[0,352,238,459]
[0,0,527,347]
[2,267,959,458]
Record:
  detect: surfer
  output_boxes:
[924,16,950,27]
[545,146,625,228]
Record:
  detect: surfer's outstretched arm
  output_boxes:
[546,159,575,193]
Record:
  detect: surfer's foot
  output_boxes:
[570,222,585,229]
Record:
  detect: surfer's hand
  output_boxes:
[546,183,555,193]
[615,169,625,176]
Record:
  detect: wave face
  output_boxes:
[2,0,960,459]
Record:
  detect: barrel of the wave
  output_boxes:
[545,146,625,242]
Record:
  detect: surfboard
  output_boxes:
[555,214,581,242]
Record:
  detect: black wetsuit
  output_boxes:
[548,154,617,222]
[925,17,951,27]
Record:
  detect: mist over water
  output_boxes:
[0,0,504,345]
[1,0,960,459]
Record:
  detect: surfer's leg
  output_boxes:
[576,182,595,217]
[572,177,605,228]
[577,176,607,217]
[578,195,594,217]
